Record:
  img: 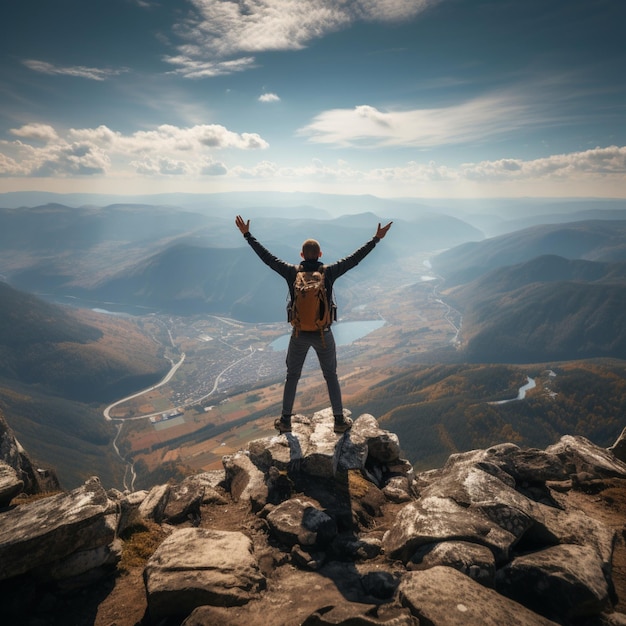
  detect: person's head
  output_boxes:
[301,238,322,260]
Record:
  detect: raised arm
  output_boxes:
[235,215,250,235]
[375,221,393,240]
[235,215,293,280]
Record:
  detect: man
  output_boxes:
[235,215,392,434]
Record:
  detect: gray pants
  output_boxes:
[282,329,343,417]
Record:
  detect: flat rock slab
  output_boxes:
[144,527,265,622]
[398,566,559,626]
[0,477,116,580]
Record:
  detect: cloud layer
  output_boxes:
[2,121,624,191]
[166,0,435,77]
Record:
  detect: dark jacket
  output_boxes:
[243,231,379,310]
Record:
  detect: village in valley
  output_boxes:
[106,251,455,481]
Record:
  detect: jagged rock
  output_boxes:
[382,475,412,503]
[547,435,626,480]
[223,450,269,511]
[35,537,123,589]
[144,527,265,622]
[609,426,626,463]
[0,408,60,494]
[350,414,401,464]
[182,605,244,626]
[537,502,617,572]
[162,479,205,524]
[116,489,149,535]
[302,602,418,625]
[496,544,613,622]
[174,471,228,505]
[398,565,559,625]
[266,497,338,548]
[138,483,170,523]
[0,461,23,507]
[245,410,402,481]
[332,534,382,561]
[406,540,496,587]
[382,495,516,564]
[0,477,117,581]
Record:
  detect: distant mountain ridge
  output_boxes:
[432,220,626,286]
[0,203,480,320]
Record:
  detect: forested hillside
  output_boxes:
[0,282,169,487]
[349,361,626,471]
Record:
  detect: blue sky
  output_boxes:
[1,0,625,199]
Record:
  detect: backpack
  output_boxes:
[288,266,335,335]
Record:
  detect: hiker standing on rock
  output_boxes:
[235,215,392,434]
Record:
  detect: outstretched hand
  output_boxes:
[376,221,393,239]
[235,215,250,235]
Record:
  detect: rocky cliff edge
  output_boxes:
[1,408,626,626]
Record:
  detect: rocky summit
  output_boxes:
[1,408,626,625]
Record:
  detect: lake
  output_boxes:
[269,319,385,351]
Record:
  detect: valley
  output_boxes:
[105,250,457,488]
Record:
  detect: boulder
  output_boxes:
[398,566,559,625]
[0,461,23,507]
[138,483,170,523]
[382,495,516,564]
[0,477,117,581]
[223,451,268,511]
[406,540,496,587]
[546,435,626,480]
[350,413,401,463]
[0,409,60,494]
[496,544,613,622]
[162,478,205,524]
[302,603,418,625]
[144,527,265,622]
[266,497,338,548]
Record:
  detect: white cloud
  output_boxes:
[10,123,59,143]
[259,93,280,103]
[461,146,626,181]
[0,122,268,178]
[299,90,550,148]
[166,0,436,77]
[163,55,256,78]
[22,60,128,81]
[2,123,624,194]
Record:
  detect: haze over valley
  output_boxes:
[1,192,626,489]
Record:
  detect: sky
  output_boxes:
[0,0,625,200]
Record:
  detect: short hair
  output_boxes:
[301,238,321,260]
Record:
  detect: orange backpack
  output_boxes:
[288,266,334,335]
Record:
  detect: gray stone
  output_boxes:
[222,450,268,511]
[496,544,613,622]
[302,602,418,625]
[382,495,516,564]
[162,479,205,524]
[407,540,496,587]
[266,497,337,548]
[382,476,412,503]
[398,566,559,625]
[144,527,265,622]
[138,483,170,523]
[0,477,117,581]
[117,489,148,535]
[0,461,23,507]
[351,414,401,463]
[547,435,626,479]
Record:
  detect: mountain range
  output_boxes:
[0,281,168,486]
[1,193,626,488]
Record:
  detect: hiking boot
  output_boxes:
[333,416,353,433]
[274,416,292,433]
